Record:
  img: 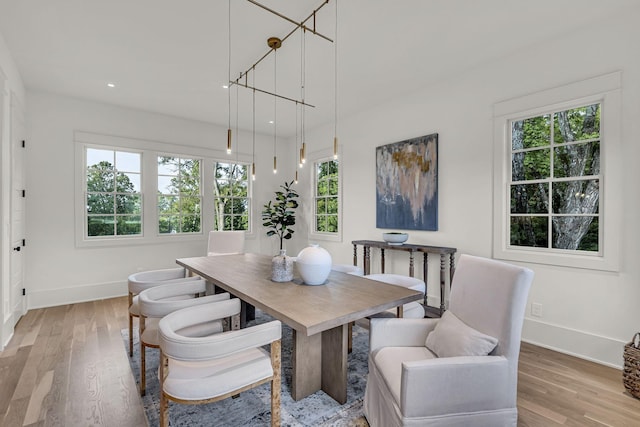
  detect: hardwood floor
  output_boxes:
[1,296,639,426]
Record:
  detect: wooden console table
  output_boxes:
[351,240,457,316]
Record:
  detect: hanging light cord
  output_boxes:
[333,0,338,159]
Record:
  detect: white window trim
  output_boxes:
[74,131,255,248]
[309,147,343,243]
[492,72,622,271]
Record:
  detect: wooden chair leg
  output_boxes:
[271,339,281,427]
[160,352,169,427]
[140,316,146,396]
[128,292,134,357]
[348,322,353,353]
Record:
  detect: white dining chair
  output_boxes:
[137,279,231,396]
[158,298,282,427]
[127,267,199,356]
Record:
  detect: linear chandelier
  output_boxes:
[226,0,338,181]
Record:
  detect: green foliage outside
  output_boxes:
[158,156,201,234]
[315,159,339,233]
[510,104,600,251]
[86,160,141,237]
[213,162,249,231]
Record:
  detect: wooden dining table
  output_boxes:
[176,252,422,404]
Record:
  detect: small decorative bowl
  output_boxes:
[382,232,408,245]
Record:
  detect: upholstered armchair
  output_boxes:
[137,280,231,396]
[363,254,533,426]
[127,267,199,356]
[158,299,282,427]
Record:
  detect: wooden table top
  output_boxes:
[177,253,422,336]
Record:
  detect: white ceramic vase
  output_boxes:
[295,244,332,285]
[271,249,293,282]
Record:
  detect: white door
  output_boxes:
[9,93,26,326]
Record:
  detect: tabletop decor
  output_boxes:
[296,244,332,285]
[382,232,409,245]
[262,181,299,281]
[376,133,438,231]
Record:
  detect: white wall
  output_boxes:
[25,91,296,308]
[0,32,26,347]
[297,7,640,368]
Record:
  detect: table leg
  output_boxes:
[409,251,415,277]
[423,253,429,305]
[353,244,358,267]
[381,249,385,274]
[321,324,348,404]
[291,330,322,401]
[439,254,446,315]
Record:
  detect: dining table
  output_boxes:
[176,252,422,404]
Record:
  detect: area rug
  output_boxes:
[122,310,370,426]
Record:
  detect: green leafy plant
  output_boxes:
[262,181,299,251]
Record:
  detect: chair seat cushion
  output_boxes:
[425,311,498,358]
[372,346,437,405]
[164,347,273,401]
[131,294,194,317]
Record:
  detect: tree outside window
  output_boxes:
[86,148,142,237]
[213,162,250,231]
[157,156,201,234]
[315,159,339,233]
[510,103,600,252]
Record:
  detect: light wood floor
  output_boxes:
[1,297,639,426]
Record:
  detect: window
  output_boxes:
[75,131,255,247]
[510,103,600,252]
[493,72,621,271]
[314,159,339,234]
[85,147,141,237]
[213,162,250,231]
[157,156,201,234]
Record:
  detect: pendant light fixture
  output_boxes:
[333,0,339,159]
[227,0,337,173]
[226,0,232,154]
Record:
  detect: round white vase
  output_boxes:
[296,244,332,285]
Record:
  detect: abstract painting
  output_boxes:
[376,133,438,231]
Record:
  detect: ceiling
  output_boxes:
[0,0,634,138]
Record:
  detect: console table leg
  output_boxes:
[364,246,371,275]
[439,255,446,315]
[409,252,414,277]
[381,249,385,274]
[353,244,358,267]
[423,253,429,305]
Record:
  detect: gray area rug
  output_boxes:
[122,310,370,426]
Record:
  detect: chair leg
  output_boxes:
[140,341,146,396]
[128,313,134,357]
[160,353,169,427]
[271,339,281,427]
[128,292,134,357]
[140,315,146,396]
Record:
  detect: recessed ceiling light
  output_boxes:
[107,82,116,88]
[222,85,229,89]
[269,120,274,124]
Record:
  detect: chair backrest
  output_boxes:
[364,273,425,294]
[449,254,533,401]
[331,264,364,276]
[207,230,245,256]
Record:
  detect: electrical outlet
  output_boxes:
[531,302,542,318]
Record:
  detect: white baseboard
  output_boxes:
[27,280,128,310]
[2,318,15,350]
[522,317,625,369]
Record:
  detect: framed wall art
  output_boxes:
[376,133,438,231]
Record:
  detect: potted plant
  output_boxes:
[262,180,299,251]
[262,181,299,281]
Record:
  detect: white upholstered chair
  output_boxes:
[127,267,199,356]
[363,254,533,427]
[158,299,282,427]
[331,263,365,276]
[364,273,426,319]
[137,280,231,396]
[207,230,245,256]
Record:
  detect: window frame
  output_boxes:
[309,149,342,242]
[84,146,143,239]
[156,154,203,235]
[212,161,252,232]
[492,72,621,271]
[74,131,255,248]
